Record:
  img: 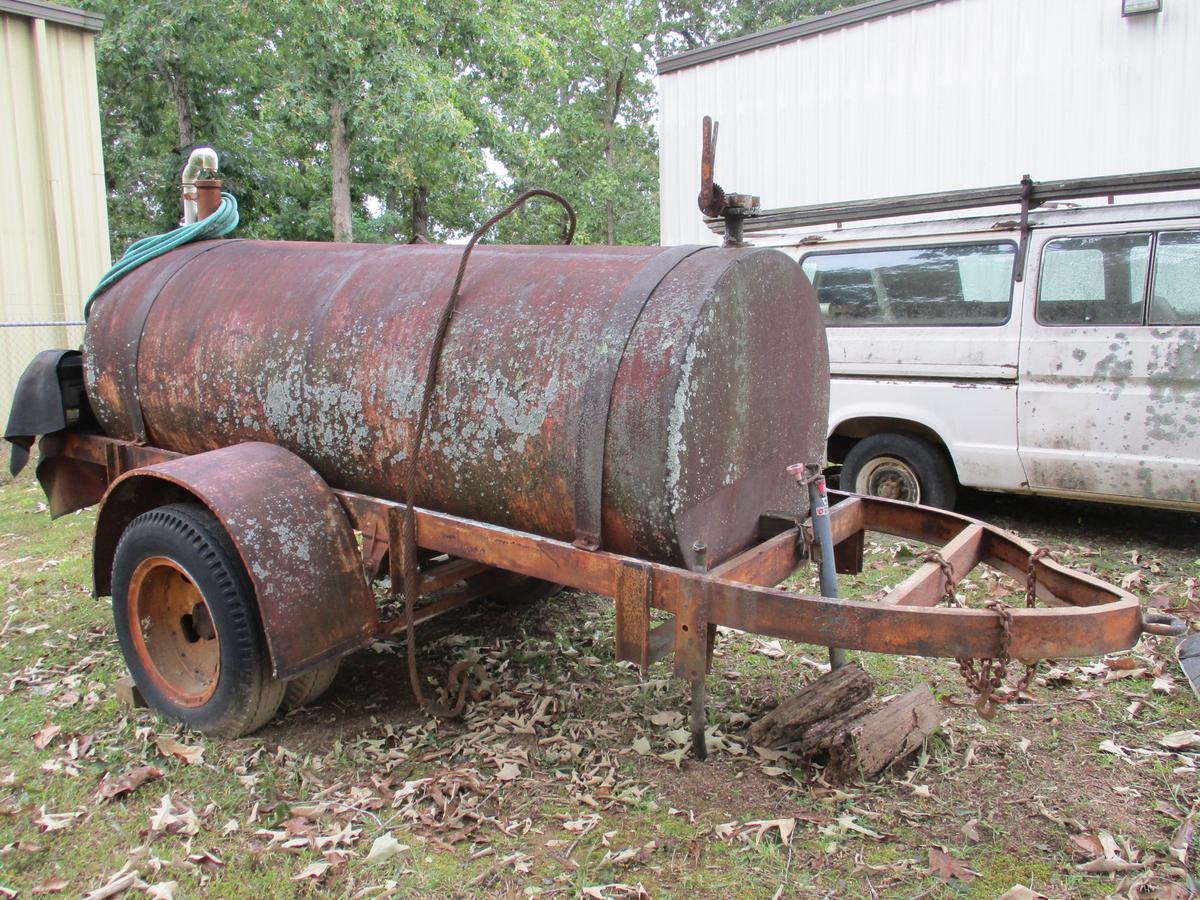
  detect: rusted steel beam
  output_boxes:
[880,524,984,606]
[687,578,1143,662]
[420,558,494,595]
[981,528,1079,606]
[615,561,654,668]
[335,489,1142,662]
[708,527,801,586]
[48,437,1151,665]
[339,490,620,597]
[378,571,527,637]
[825,495,865,545]
[837,491,966,545]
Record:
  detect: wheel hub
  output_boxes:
[856,456,920,504]
[127,556,220,707]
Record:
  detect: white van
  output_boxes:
[795,199,1200,510]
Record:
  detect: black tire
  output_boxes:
[282,659,340,710]
[111,503,285,737]
[840,432,957,509]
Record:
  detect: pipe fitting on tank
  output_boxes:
[181,147,220,224]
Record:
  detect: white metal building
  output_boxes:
[0,0,108,428]
[657,0,1199,246]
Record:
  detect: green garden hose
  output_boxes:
[83,191,240,320]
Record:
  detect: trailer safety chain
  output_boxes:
[400,189,576,719]
[1011,546,1058,697]
[920,549,959,606]
[921,547,1042,719]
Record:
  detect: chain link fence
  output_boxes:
[0,321,86,431]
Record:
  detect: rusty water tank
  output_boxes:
[83,240,829,568]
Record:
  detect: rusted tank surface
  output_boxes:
[83,240,829,568]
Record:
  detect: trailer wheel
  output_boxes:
[112,503,285,737]
[841,433,957,509]
[282,659,340,710]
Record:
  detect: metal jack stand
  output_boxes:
[791,464,848,670]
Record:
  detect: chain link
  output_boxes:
[920,550,959,606]
[1014,546,1056,697]
[927,546,1055,718]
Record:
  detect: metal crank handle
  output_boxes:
[1141,611,1188,637]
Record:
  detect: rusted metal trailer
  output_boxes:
[5,174,1182,758]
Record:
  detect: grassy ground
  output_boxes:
[1,469,1197,899]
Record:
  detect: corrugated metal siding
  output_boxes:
[0,10,108,426]
[659,0,1200,245]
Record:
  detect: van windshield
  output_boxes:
[802,242,1015,327]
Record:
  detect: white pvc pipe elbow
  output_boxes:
[181,147,220,224]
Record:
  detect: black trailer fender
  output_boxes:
[94,442,378,679]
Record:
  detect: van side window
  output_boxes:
[1149,230,1200,325]
[1037,234,1150,325]
[801,243,1014,327]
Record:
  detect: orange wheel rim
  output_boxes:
[127,556,220,707]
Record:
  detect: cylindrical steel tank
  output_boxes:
[83,240,829,568]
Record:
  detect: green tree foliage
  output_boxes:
[661,0,854,52]
[82,0,853,252]
[488,0,661,246]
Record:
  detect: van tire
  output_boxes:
[112,503,285,738]
[841,433,957,509]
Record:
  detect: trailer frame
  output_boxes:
[36,431,1178,756]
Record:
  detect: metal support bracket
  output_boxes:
[1013,174,1035,283]
[615,561,654,669]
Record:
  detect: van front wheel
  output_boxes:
[840,433,956,509]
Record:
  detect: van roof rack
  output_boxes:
[708,166,1200,236]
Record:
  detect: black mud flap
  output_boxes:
[5,350,88,476]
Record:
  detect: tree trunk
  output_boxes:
[411,185,430,242]
[604,70,625,246]
[158,60,194,153]
[330,100,353,243]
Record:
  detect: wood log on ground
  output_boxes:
[748,664,941,781]
[747,662,875,749]
[799,683,940,781]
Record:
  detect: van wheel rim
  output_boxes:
[127,556,220,707]
[856,456,920,504]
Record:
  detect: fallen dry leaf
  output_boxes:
[927,847,979,883]
[743,818,796,845]
[1105,656,1140,670]
[30,879,69,894]
[998,887,1048,900]
[292,862,330,881]
[1169,819,1194,865]
[82,867,137,900]
[1076,857,1143,873]
[364,833,407,865]
[32,807,82,833]
[97,765,163,802]
[32,723,61,751]
[1069,833,1104,858]
[648,710,682,727]
[154,736,204,766]
[753,639,786,659]
[1159,731,1200,751]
